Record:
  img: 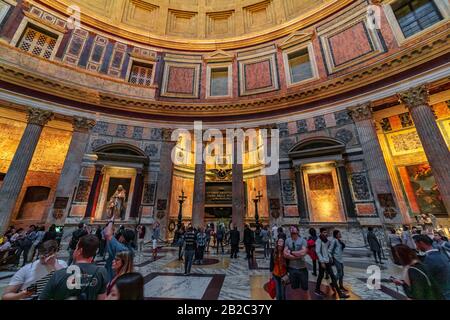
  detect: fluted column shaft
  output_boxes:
[398,86,450,213]
[232,139,245,232]
[349,104,399,220]
[0,107,53,233]
[192,141,206,227]
[155,129,176,240]
[48,117,95,224]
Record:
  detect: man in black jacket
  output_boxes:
[243,224,255,260]
[229,225,240,259]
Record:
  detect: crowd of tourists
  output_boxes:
[1,218,449,301]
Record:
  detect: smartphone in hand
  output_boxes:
[26,283,38,294]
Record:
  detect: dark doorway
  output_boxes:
[205,207,232,219]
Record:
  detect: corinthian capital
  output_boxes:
[26,107,54,126]
[73,117,96,132]
[348,103,373,122]
[162,128,174,141]
[397,85,430,111]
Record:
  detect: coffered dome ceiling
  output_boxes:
[38,0,351,50]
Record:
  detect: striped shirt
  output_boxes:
[183,231,196,250]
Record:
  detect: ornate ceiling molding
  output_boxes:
[33,0,353,51]
[0,28,448,118]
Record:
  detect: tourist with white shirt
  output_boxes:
[2,240,67,300]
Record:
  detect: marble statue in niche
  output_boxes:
[108,185,127,220]
[351,174,371,200]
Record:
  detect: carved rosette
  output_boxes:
[26,107,54,126]
[397,85,430,111]
[348,103,373,122]
[72,117,96,132]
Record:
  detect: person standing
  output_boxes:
[260,225,270,259]
[433,232,450,260]
[152,236,158,261]
[388,228,402,265]
[283,226,309,296]
[195,227,207,265]
[39,235,108,300]
[367,227,383,264]
[277,226,287,241]
[205,224,212,253]
[28,226,45,262]
[307,228,319,276]
[271,224,278,245]
[216,224,225,255]
[270,238,287,300]
[401,226,416,250]
[2,240,67,300]
[183,226,196,275]
[136,225,146,253]
[106,273,144,300]
[391,244,444,300]
[176,225,185,261]
[104,217,135,282]
[414,235,450,299]
[243,224,255,260]
[152,221,161,242]
[67,223,88,266]
[315,228,349,298]
[15,225,37,267]
[329,230,348,292]
[42,224,57,243]
[229,225,240,259]
[106,251,134,296]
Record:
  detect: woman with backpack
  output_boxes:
[391,244,444,300]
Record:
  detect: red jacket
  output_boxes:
[307,238,318,260]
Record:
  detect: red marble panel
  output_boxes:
[284,205,299,217]
[244,60,272,91]
[167,66,195,94]
[355,203,376,216]
[329,22,373,66]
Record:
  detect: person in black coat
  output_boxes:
[367,227,383,264]
[243,224,255,260]
[229,225,240,259]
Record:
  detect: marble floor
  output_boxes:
[0,244,407,300]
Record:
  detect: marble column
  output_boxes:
[48,117,95,224]
[155,129,176,239]
[294,165,308,221]
[336,161,357,218]
[262,124,283,224]
[398,85,450,213]
[84,164,103,219]
[130,168,144,218]
[348,103,399,220]
[0,107,54,233]
[192,141,206,228]
[232,138,245,232]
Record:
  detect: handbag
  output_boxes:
[281,274,290,286]
[264,277,276,299]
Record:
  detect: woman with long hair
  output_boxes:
[269,238,288,300]
[391,244,443,300]
[106,272,144,300]
[106,251,134,296]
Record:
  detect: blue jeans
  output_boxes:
[273,275,286,300]
[184,249,195,274]
[334,260,344,288]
